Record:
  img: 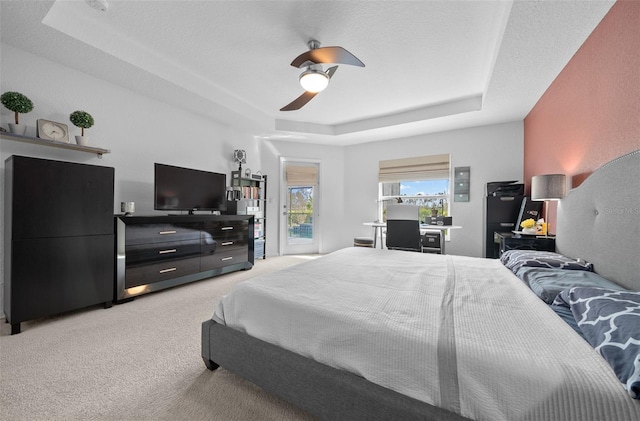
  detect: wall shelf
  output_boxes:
[0,132,110,157]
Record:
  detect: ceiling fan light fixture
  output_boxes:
[299,69,329,93]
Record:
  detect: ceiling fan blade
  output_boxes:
[280,91,319,111]
[326,65,338,79]
[291,46,365,68]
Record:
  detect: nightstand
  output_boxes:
[494,232,556,258]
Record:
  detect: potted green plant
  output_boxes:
[1,91,34,135]
[69,110,94,146]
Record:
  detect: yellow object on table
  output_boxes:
[537,222,547,235]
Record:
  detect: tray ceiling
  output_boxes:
[0,1,614,145]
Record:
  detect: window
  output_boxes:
[378,154,450,223]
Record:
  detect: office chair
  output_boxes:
[385,205,422,252]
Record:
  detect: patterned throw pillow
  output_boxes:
[554,287,640,399]
[500,250,593,273]
[515,267,625,304]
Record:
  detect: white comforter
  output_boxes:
[214,247,640,421]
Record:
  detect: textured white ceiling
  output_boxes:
[0,1,615,145]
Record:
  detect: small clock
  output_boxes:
[37,119,70,143]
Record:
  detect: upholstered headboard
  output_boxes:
[556,149,640,290]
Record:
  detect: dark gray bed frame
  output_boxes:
[201,320,469,421]
[202,149,639,420]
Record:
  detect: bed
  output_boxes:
[202,150,640,421]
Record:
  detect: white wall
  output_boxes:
[343,122,524,257]
[0,45,261,315]
[262,121,523,258]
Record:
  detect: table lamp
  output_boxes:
[531,174,566,237]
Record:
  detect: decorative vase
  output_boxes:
[75,135,88,146]
[522,227,537,235]
[8,123,26,135]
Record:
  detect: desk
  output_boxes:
[363,222,462,253]
[420,224,462,231]
[362,222,386,249]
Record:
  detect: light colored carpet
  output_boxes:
[0,255,319,421]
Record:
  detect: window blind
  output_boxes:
[378,154,450,182]
[285,165,318,186]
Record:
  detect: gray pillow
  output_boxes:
[501,250,593,273]
[515,266,625,304]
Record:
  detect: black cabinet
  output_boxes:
[484,195,523,258]
[115,215,253,302]
[494,232,556,257]
[4,156,114,334]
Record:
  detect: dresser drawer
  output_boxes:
[485,196,522,223]
[501,237,556,254]
[125,224,201,245]
[217,237,248,251]
[201,248,249,271]
[126,239,201,266]
[202,221,249,239]
[125,256,200,289]
[201,234,248,255]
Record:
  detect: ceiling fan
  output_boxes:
[280,40,365,112]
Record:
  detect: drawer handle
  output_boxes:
[500,223,514,227]
[499,197,515,201]
[221,241,233,246]
[159,249,177,254]
[159,230,177,235]
[159,267,177,274]
[221,257,233,261]
[221,226,234,231]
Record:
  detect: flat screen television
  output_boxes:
[154,163,227,213]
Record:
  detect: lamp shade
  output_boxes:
[233,149,246,164]
[299,70,329,93]
[531,174,566,201]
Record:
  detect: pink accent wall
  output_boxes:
[523,0,640,233]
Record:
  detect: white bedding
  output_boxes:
[214,247,640,421]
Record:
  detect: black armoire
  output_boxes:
[4,156,114,334]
